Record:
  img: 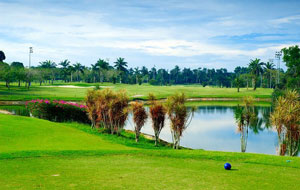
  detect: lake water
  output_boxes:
[0,105,282,155]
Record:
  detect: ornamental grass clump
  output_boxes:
[149,93,166,146]
[86,89,129,135]
[26,99,88,123]
[85,89,100,128]
[131,101,148,142]
[271,90,300,156]
[166,92,195,149]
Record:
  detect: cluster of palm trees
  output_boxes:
[37,57,128,84]
[248,58,276,90]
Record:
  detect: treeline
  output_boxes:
[0,45,299,90]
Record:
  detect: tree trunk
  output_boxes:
[253,78,257,91]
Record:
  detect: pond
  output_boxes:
[0,105,284,156]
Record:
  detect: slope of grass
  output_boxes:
[0,114,132,153]
[1,114,300,190]
[0,82,273,101]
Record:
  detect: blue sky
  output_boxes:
[1,0,300,71]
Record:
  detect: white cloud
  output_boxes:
[271,15,300,25]
[0,1,299,69]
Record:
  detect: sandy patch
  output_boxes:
[132,94,144,98]
[40,85,113,89]
[0,110,13,115]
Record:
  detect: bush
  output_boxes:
[26,99,89,123]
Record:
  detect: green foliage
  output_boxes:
[26,99,89,123]
[282,45,300,88]
[0,50,5,62]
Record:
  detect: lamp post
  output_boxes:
[29,47,33,68]
[275,51,282,85]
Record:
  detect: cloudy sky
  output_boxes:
[1,0,300,70]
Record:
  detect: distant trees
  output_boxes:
[1,45,299,90]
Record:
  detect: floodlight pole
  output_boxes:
[275,51,282,85]
[29,47,33,68]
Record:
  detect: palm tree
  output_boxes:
[73,62,84,82]
[91,64,98,83]
[264,61,275,88]
[95,59,109,83]
[248,59,264,90]
[38,60,56,69]
[67,65,75,82]
[114,57,128,83]
[59,60,71,82]
[271,90,300,156]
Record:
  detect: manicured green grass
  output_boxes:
[1,114,299,189]
[0,82,273,101]
[0,114,132,153]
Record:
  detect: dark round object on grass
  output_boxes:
[224,163,231,170]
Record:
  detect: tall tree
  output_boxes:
[73,62,84,82]
[0,51,5,62]
[11,62,25,87]
[248,58,264,90]
[264,61,275,88]
[282,45,300,88]
[114,57,128,83]
[96,59,109,82]
[59,60,70,82]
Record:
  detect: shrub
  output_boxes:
[26,99,89,123]
[166,92,195,149]
[131,101,148,142]
[271,90,300,156]
[85,89,129,135]
[148,93,166,146]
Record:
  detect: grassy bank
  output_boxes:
[0,82,273,101]
[0,114,299,189]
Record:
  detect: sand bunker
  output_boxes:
[40,85,113,89]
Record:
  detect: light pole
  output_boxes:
[275,51,282,85]
[29,47,33,68]
[268,59,274,88]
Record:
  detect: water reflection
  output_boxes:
[0,105,283,155]
[127,106,277,155]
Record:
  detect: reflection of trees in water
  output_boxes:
[197,106,230,114]
[233,98,264,153]
[198,105,272,134]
